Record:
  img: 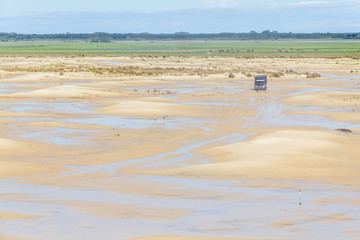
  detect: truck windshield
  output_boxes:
[255,80,265,84]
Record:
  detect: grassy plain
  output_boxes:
[0,40,360,56]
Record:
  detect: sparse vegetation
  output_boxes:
[305,72,321,78]
[270,72,284,78]
[0,64,226,76]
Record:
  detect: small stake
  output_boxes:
[299,189,302,205]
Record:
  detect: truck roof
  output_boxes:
[255,75,267,79]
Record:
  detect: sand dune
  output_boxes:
[7,85,121,98]
[129,129,360,185]
[285,91,360,107]
[0,211,42,220]
[64,201,192,220]
[99,100,176,116]
[0,138,21,149]
[290,110,360,125]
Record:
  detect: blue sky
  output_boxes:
[0,0,359,33]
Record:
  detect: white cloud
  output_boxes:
[171,21,188,28]
[344,22,360,27]
[203,0,240,8]
[290,1,336,6]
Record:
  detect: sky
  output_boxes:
[0,0,359,33]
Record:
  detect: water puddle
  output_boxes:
[258,102,360,129]
[0,83,17,94]
[144,133,249,168]
[288,88,359,96]
[64,116,215,132]
[20,127,98,145]
[114,85,244,95]
[2,101,99,114]
[178,101,240,106]
[0,83,31,94]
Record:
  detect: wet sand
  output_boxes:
[0,56,360,239]
[128,236,281,240]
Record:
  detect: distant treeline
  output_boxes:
[1,31,360,42]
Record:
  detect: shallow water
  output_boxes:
[0,83,17,94]
[2,101,98,114]
[1,176,359,240]
[1,72,360,239]
[255,101,360,129]
[114,84,243,95]
[64,116,215,132]
[20,127,98,145]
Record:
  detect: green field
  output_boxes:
[0,40,360,56]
